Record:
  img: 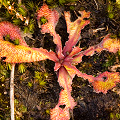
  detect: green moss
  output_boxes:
[14,99,19,104]
[19,105,27,113]
[34,71,48,87]
[14,39,20,45]
[29,19,35,33]
[14,99,27,119]
[102,53,116,68]
[6,63,12,70]
[18,64,26,73]
[46,109,50,114]
[18,5,27,17]
[116,0,120,4]
[24,26,29,33]
[116,113,120,119]
[59,0,66,5]
[40,16,48,25]
[107,4,113,12]
[0,0,9,6]
[26,1,34,10]
[13,18,21,25]
[0,63,8,77]
[110,34,117,38]
[59,0,77,5]
[0,71,10,119]
[27,82,33,87]
[4,34,20,45]
[19,76,24,81]
[44,72,49,79]
[110,113,114,119]
[47,0,54,4]
[108,12,114,19]
[69,6,75,10]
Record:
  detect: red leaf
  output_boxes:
[37,4,59,34]
[0,21,28,46]
[37,4,63,59]
[63,10,90,56]
[71,34,120,64]
[64,47,82,62]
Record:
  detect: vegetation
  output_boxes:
[0,0,120,120]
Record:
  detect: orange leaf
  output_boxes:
[100,34,120,53]
[92,72,120,93]
[0,40,58,63]
[0,21,58,63]
[63,62,94,82]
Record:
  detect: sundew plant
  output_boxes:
[0,3,120,120]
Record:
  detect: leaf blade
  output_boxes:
[92,71,120,93]
[0,40,58,63]
[50,66,76,120]
[37,4,63,59]
[63,11,90,56]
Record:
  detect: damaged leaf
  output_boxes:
[92,72,120,93]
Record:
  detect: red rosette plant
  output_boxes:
[0,4,120,120]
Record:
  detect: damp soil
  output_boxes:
[0,0,120,120]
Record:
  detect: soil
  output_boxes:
[0,0,120,120]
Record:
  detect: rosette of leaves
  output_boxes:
[0,3,120,120]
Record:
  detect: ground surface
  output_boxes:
[0,0,120,120]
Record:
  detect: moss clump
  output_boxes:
[34,71,48,87]
[18,63,26,73]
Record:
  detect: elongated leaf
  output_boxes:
[37,4,63,59]
[0,40,58,63]
[0,21,58,63]
[63,62,120,93]
[71,34,120,64]
[50,66,76,120]
[63,11,90,56]
[63,62,94,82]
[57,67,76,108]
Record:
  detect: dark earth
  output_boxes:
[0,0,120,120]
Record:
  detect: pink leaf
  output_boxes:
[37,4,63,59]
[0,21,27,46]
[37,4,59,34]
[50,67,76,120]
[71,34,120,64]
[63,62,94,82]
[64,47,82,62]
[50,105,70,120]
[63,10,90,56]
